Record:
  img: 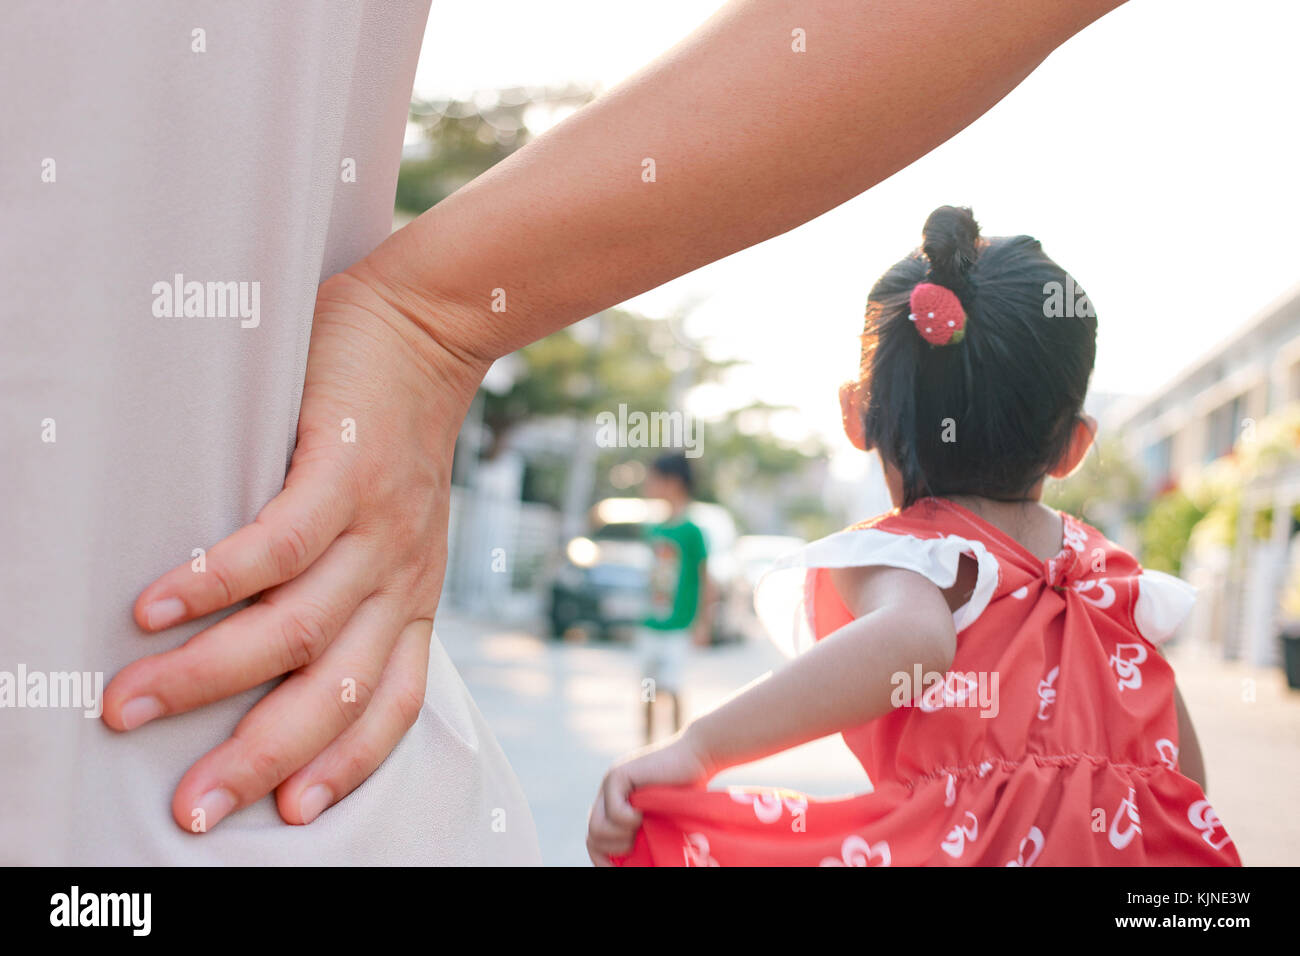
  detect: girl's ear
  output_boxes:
[839,381,868,451]
[1049,414,1097,479]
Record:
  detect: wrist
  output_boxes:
[680,719,724,779]
[326,260,491,404]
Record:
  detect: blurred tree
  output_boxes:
[615,404,830,537]
[1043,435,1144,534]
[487,314,828,533]
[408,86,826,537]
[1133,404,1300,573]
[589,411,831,537]
[1139,489,1208,575]
[479,309,730,457]
[397,87,593,214]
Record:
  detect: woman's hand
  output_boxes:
[586,727,715,866]
[101,267,487,833]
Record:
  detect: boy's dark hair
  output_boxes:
[858,206,1097,508]
[649,452,694,494]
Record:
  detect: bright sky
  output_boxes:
[414,0,1300,474]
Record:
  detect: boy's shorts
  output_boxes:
[636,627,692,694]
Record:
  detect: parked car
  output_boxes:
[548,497,740,643]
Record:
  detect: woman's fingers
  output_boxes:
[273,620,432,826]
[167,597,414,833]
[133,458,354,631]
[103,534,379,730]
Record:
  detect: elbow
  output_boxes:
[925,615,958,674]
[888,604,957,674]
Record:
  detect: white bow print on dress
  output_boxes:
[1187,799,1232,851]
[940,811,980,859]
[682,832,721,866]
[1108,787,1142,850]
[820,835,891,867]
[1155,738,1179,771]
[1036,666,1060,721]
[1005,825,1044,867]
[729,788,808,825]
[1073,578,1116,608]
[1109,642,1148,692]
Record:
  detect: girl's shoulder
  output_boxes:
[769,500,1197,650]
[861,499,1140,573]
[755,503,1004,654]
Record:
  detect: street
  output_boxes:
[436,612,1300,867]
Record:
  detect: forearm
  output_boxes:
[1174,685,1206,790]
[358,0,1126,363]
[686,605,951,773]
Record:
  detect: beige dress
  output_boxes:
[0,0,540,864]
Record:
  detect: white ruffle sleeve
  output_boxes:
[1133,569,1198,646]
[752,528,1001,658]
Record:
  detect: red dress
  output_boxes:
[615,498,1241,866]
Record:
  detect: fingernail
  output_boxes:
[145,597,186,630]
[120,696,164,730]
[299,784,333,824]
[193,788,238,831]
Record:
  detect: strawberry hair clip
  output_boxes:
[908,282,966,346]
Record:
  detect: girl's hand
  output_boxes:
[586,727,715,866]
[101,268,487,833]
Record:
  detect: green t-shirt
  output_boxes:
[643,517,708,631]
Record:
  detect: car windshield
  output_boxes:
[588,563,646,589]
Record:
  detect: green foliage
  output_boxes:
[493,313,827,528]
[479,309,720,452]
[1138,489,1208,574]
[779,494,841,542]
[1132,403,1300,572]
[702,407,832,534]
[1044,435,1143,531]
[397,88,593,214]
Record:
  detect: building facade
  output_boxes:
[1107,283,1300,668]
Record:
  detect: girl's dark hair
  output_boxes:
[858,206,1096,508]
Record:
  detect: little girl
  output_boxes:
[586,206,1241,867]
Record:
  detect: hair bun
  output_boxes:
[921,206,980,293]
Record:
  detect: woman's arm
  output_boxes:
[360,0,1128,364]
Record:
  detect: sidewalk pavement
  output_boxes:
[436,612,1300,867]
[1163,641,1300,867]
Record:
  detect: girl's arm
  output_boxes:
[587,565,955,862]
[1174,684,1206,791]
[689,565,956,773]
[1153,643,1207,791]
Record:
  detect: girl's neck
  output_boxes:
[943,494,1064,562]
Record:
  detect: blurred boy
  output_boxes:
[638,453,710,743]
